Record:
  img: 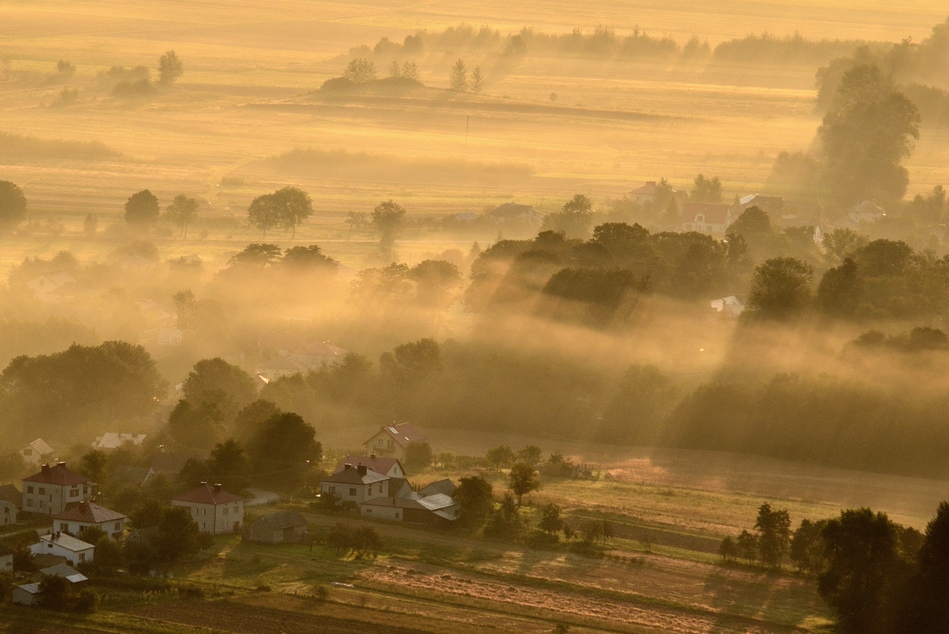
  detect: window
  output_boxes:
[27,486,33,494]
[38,487,45,495]
[26,500,32,508]
[60,523,67,531]
[349,488,356,496]
[79,553,85,562]
[224,507,229,515]
[70,488,78,497]
[114,522,120,530]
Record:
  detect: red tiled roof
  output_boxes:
[23,464,89,486]
[173,483,242,505]
[681,202,730,226]
[54,501,126,523]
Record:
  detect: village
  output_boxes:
[0,421,474,609]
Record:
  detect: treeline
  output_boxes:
[356,22,885,65]
[724,501,949,634]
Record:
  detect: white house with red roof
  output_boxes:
[363,423,427,461]
[53,501,127,540]
[333,455,406,478]
[680,202,733,235]
[22,463,93,516]
[172,483,244,535]
[30,533,94,566]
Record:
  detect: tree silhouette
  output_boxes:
[449,59,468,91]
[0,181,27,231]
[124,189,160,227]
[158,50,183,85]
[166,194,199,238]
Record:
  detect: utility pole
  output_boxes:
[465,115,470,146]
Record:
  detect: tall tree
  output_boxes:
[819,63,921,208]
[755,503,792,568]
[541,194,595,238]
[371,200,406,253]
[165,194,199,238]
[894,501,949,632]
[818,508,900,634]
[181,358,257,423]
[454,475,494,529]
[747,257,814,319]
[124,189,160,227]
[158,50,184,85]
[247,193,279,238]
[246,412,321,491]
[470,66,484,93]
[449,59,468,91]
[690,174,723,202]
[271,186,313,238]
[0,181,27,232]
[508,462,540,506]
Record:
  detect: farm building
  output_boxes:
[242,511,308,544]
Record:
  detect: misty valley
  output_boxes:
[3,2,949,633]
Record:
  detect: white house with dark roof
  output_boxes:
[848,200,887,223]
[334,455,406,478]
[19,439,54,467]
[321,464,389,503]
[30,533,94,566]
[172,483,244,535]
[680,202,732,235]
[53,501,126,540]
[486,203,544,225]
[363,423,427,461]
[22,463,93,515]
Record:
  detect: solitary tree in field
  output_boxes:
[508,462,540,506]
[158,50,184,85]
[166,194,199,238]
[449,59,468,92]
[0,180,28,232]
[371,199,406,253]
[124,189,160,227]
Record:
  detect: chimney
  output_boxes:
[370,453,376,459]
[41,464,50,474]
[57,461,66,468]
[214,483,222,493]
[78,501,86,509]
[357,465,368,477]
[343,463,353,470]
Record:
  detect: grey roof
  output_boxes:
[416,493,456,511]
[38,564,87,583]
[249,511,306,531]
[419,479,456,497]
[322,467,388,486]
[39,533,94,552]
[15,583,41,595]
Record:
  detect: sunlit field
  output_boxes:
[3,0,949,272]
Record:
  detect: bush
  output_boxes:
[321,77,355,91]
